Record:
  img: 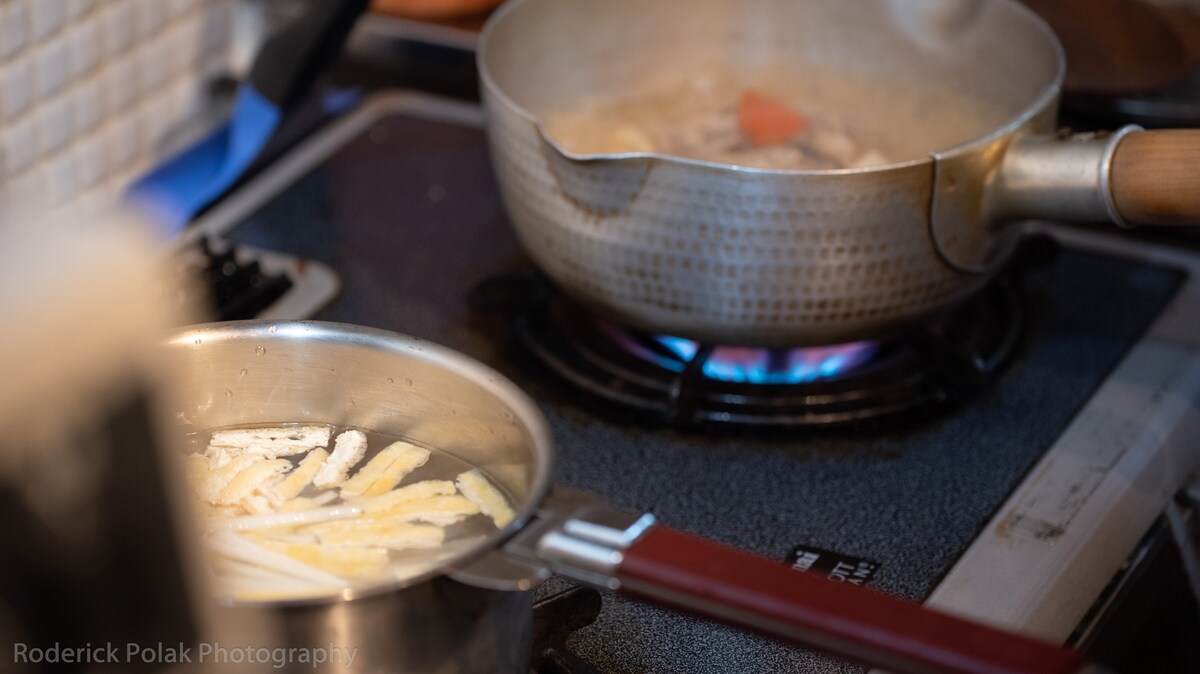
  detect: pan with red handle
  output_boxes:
[502,497,1100,674]
[166,321,1107,674]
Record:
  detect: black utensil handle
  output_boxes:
[248,0,372,108]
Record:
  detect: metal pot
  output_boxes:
[477,0,1200,347]
[164,320,551,673]
[162,321,1098,674]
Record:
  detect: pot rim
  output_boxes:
[476,0,1066,177]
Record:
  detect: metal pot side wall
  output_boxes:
[478,0,1064,347]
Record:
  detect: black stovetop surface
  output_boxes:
[222,104,1183,674]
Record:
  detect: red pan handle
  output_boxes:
[616,526,1088,674]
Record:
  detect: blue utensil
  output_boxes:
[130,0,370,233]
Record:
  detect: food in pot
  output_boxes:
[207,425,332,457]
[544,75,889,170]
[340,439,430,496]
[456,468,516,528]
[185,424,515,601]
[312,429,368,487]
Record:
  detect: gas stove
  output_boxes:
[469,245,1031,429]
[184,93,1200,673]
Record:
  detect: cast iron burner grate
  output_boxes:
[475,239,1057,429]
[530,585,604,674]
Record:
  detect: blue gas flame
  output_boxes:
[655,336,877,385]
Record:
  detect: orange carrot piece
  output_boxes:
[737,89,807,147]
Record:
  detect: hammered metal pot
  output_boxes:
[478,0,1200,347]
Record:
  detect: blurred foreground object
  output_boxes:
[0,207,215,672]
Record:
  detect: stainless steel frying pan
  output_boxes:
[478,0,1200,347]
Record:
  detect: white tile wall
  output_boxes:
[0,3,30,61]
[70,76,103,134]
[35,40,70,98]
[66,21,100,80]
[72,132,107,189]
[2,115,38,176]
[7,166,43,205]
[100,2,135,58]
[42,152,75,203]
[67,0,95,22]
[105,109,139,173]
[1,57,34,120]
[36,94,73,155]
[102,56,137,114]
[31,0,67,44]
[0,0,236,215]
[134,0,166,39]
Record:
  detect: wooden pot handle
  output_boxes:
[1111,129,1200,226]
[617,526,1088,674]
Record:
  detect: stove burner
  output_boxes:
[613,326,880,385]
[473,239,1053,429]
